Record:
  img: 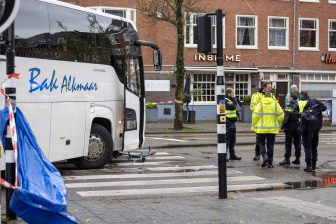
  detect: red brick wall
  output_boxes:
[63,0,336,70]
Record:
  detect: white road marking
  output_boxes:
[63,170,242,181]
[146,156,185,160]
[253,196,336,221]
[76,183,287,197]
[145,137,188,142]
[66,176,265,188]
[113,161,173,166]
[145,165,217,171]
[152,152,171,156]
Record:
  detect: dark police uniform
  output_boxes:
[299,96,327,172]
[226,97,241,160]
[279,99,301,165]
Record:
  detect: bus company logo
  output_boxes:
[29,67,98,94]
[323,53,336,64]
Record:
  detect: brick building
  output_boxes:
[65,0,336,123]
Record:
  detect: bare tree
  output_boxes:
[136,0,202,130]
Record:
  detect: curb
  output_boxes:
[146,129,336,135]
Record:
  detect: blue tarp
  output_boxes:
[0,107,77,224]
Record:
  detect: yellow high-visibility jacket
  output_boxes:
[252,97,284,134]
[250,91,277,112]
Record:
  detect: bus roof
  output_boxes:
[38,0,137,31]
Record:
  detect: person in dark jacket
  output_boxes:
[226,88,241,161]
[279,93,301,165]
[299,91,327,172]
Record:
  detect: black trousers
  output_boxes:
[255,134,260,156]
[284,126,301,159]
[301,121,319,163]
[257,134,275,164]
[226,121,236,156]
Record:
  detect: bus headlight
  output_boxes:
[125,108,137,131]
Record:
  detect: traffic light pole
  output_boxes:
[5,23,16,220]
[215,9,227,199]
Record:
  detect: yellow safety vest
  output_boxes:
[252,98,284,134]
[298,100,308,113]
[225,98,237,119]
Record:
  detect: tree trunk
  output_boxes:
[173,0,185,130]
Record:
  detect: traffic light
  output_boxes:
[0,0,20,34]
[196,15,212,54]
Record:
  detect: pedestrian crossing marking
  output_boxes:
[144,165,217,171]
[66,176,265,188]
[63,169,242,181]
[253,197,336,221]
[76,183,288,197]
[113,161,174,166]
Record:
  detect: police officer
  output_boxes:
[279,93,301,165]
[299,91,326,172]
[250,82,276,161]
[252,91,284,168]
[226,88,241,161]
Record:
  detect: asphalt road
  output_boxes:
[11,131,336,223]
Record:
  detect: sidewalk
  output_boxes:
[146,121,336,134]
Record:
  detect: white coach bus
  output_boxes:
[0,0,162,169]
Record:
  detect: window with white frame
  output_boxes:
[299,18,319,50]
[299,0,319,2]
[89,7,136,23]
[192,74,216,103]
[268,17,289,49]
[329,20,336,50]
[185,13,224,48]
[236,15,257,49]
[235,74,249,101]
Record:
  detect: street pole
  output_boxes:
[215,9,227,199]
[5,23,16,220]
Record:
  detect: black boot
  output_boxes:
[279,159,290,166]
[230,155,241,161]
[261,155,268,168]
[312,160,317,171]
[292,158,300,165]
[253,155,260,161]
[304,160,313,172]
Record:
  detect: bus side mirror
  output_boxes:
[153,49,162,71]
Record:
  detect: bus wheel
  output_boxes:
[73,123,113,169]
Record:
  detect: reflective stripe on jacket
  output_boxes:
[225,98,237,119]
[252,97,284,134]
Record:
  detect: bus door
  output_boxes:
[123,57,144,150]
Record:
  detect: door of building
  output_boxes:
[276,82,288,109]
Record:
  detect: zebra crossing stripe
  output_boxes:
[144,165,217,171]
[152,152,171,156]
[113,161,173,166]
[253,197,336,221]
[76,183,288,197]
[66,176,265,189]
[63,169,242,181]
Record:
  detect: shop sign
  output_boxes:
[194,53,241,62]
[323,53,336,64]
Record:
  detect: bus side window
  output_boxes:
[15,0,50,59]
[48,5,96,63]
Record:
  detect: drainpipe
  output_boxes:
[291,0,297,85]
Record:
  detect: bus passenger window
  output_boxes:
[15,0,50,59]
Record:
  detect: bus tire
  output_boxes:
[73,123,113,169]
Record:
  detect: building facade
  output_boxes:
[64,0,336,123]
